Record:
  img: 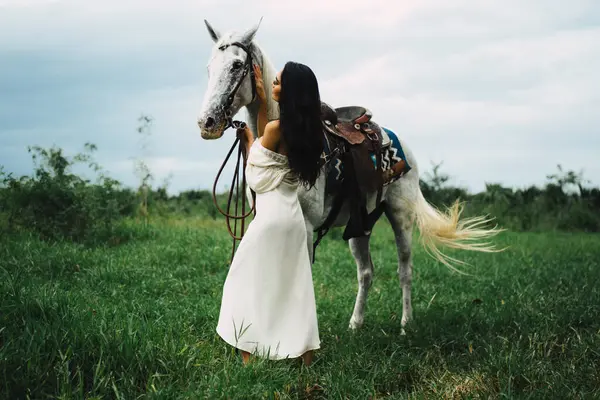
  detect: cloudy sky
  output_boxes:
[1,0,598,194]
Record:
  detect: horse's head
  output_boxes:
[197,19,262,140]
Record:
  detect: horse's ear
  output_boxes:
[240,17,263,44]
[204,19,221,43]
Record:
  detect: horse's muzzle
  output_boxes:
[198,117,226,140]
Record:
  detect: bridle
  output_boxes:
[210,41,258,262]
[218,41,257,130]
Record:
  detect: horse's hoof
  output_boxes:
[348,317,363,331]
[400,319,411,336]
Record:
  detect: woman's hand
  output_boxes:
[236,125,255,159]
[236,125,253,143]
[253,64,267,104]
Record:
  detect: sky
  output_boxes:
[1,0,599,194]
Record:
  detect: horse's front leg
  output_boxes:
[348,235,374,330]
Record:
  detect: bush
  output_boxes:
[0,144,137,245]
[422,164,600,233]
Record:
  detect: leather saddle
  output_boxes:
[320,102,382,146]
[312,101,409,261]
[317,101,385,240]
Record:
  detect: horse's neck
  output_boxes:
[245,44,327,221]
[245,44,279,137]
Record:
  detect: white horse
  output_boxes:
[197,20,502,332]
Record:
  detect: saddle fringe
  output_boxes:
[410,187,506,274]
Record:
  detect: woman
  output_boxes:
[216,61,324,366]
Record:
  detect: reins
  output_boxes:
[210,41,258,263]
[212,120,256,262]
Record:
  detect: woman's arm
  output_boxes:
[253,64,268,138]
[237,126,255,159]
[237,120,280,160]
[257,100,268,138]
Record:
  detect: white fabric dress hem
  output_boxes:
[216,327,320,360]
[215,139,320,362]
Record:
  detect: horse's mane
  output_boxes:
[250,41,280,122]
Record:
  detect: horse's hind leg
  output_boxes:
[348,235,374,330]
[385,203,414,333]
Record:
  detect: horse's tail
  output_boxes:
[411,185,505,273]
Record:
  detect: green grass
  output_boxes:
[1,217,599,399]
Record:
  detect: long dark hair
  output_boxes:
[278,61,323,188]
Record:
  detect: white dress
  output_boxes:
[216,139,320,360]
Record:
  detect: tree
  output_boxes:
[546,164,590,197]
[134,115,154,226]
[424,161,450,191]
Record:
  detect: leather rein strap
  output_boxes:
[211,42,258,262]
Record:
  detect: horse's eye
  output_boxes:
[232,60,244,70]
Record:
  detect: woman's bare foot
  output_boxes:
[301,350,313,366]
[241,350,251,365]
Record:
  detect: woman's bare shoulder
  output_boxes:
[265,119,280,131]
[262,120,281,152]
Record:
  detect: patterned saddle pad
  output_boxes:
[321,126,411,194]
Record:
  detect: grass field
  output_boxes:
[1,217,599,399]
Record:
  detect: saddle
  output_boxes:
[320,101,385,192]
[312,102,387,254]
[320,103,378,146]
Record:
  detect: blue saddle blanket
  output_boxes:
[321,126,411,192]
